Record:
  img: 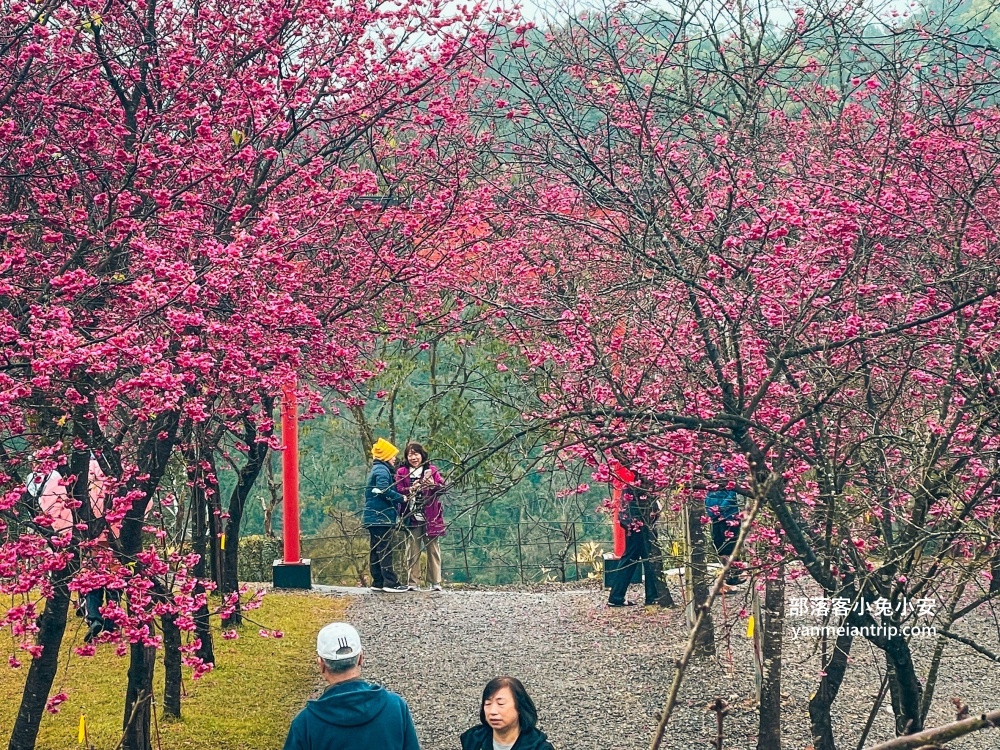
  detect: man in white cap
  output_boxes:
[283,622,420,750]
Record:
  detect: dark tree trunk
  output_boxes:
[9,425,90,750]
[220,534,242,627]
[184,439,216,665]
[192,475,216,665]
[222,410,272,627]
[203,449,221,661]
[193,480,207,575]
[120,411,178,750]
[885,636,924,735]
[8,559,77,750]
[263,501,275,538]
[208,503,222,592]
[757,568,785,750]
[686,497,716,656]
[808,631,853,750]
[122,643,156,750]
[118,411,177,555]
[162,613,182,719]
[194,586,215,664]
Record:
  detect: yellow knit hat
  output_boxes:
[371,438,399,462]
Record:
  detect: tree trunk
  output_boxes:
[122,643,156,750]
[263,501,275,538]
[686,497,716,656]
[9,428,90,750]
[186,443,216,666]
[8,560,77,750]
[162,613,182,719]
[222,412,271,628]
[119,413,177,748]
[919,635,946,727]
[193,587,214,665]
[920,579,967,724]
[808,631,854,750]
[885,636,924,735]
[192,484,215,665]
[757,568,785,750]
[205,449,223,594]
[220,534,242,627]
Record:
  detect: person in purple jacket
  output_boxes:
[395,442,446,591]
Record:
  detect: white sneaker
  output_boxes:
[431,584,443,592]
[383,585,409,593]
[406,585,421,591]
[369,586,384,592]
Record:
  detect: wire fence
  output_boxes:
[239,511,696,587]
[293,518,619,586]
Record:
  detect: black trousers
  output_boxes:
[368,526,399,588]
[711,516,743,584]
[609,527,660,605]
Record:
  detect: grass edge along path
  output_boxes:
[0,591,346,750]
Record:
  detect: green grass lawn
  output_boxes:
[0,591,347,750]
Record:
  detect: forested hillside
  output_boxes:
[221,332,613,584]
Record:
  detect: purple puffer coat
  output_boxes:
[394,464,446,538]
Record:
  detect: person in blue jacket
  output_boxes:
[704,465,744,589]
[364,438,408,592]
[284,622,420,750]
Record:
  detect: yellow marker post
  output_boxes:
[78,715,86,745]
[220,534,225,551]
[672,541,680,556]
[746,615,755,638]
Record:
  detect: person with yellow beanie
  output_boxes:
[363,438,407,592]
[370,438,398,463]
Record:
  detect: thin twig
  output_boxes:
[936,630,1000,662]
[856,673,891,750]
[113,690,151,750]
[865,708,1000,750]
[648,477,771,750]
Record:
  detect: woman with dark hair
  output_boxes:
[395,441,446,591]
[460,676,554,750]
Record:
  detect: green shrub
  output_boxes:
[239,535,283,582]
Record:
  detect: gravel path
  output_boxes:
[315,582,1000,750]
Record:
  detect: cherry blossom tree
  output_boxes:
[462,1,1000,747]
[0,0,505,746]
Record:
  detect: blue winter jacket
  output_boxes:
[283,679,420,750]
[363,460,404,527]
[705,487,740,521]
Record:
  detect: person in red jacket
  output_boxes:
[607,475,663,607]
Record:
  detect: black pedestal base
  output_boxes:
[273,559,312,589]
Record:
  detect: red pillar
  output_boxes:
[281,380,300,564]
